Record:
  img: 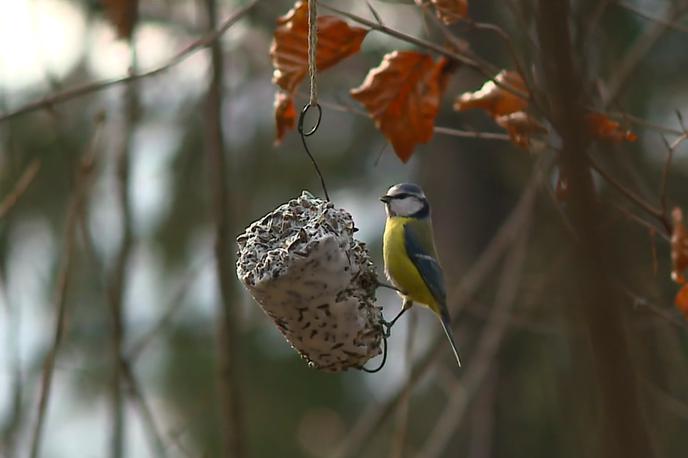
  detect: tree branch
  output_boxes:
[536,2,655,457]
[318,2,529,100]
[0,0,259,124]
[419,196,532,458]
[203,0,244,456]
[106,47,139,458]
[333,155,548,458]
[29,119,102,458]
[0,159,41,219]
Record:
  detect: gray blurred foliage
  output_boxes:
[1,0,688,457]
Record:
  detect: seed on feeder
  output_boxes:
[236,191,383,372]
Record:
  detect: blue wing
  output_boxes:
[404,224,461,367]
[403,223,447,309]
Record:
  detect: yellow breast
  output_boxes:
[383,217,439,311]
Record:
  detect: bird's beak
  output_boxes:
[380,195,391,203]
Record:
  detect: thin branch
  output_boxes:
[333,155,547,458]
[0,275,23,458]
[119,359,168,458]
[605,2,688,105]
[419,206,531,458]
[29,119,102,458]
[389,312,417,458]
[608,201,669,242]
[536,2,655,456]
[106,46,140,458]
[0,0,259,124]
[622,287,688,329]
[606,111,685,137]
[466,365,497,458]
[317,2,529,100]
[315,96,513,142]
[126,261,206,360]
[365,0,384,26]
[616,1,688,33]
[203,0,244,456]
[659,136,676,221]
[588,155,671,234]
[433,126,511,141]
[0,159,41,219]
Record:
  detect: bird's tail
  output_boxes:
[439,313,462,368]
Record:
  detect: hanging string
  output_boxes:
[298,0,330,201]
[307,0,318,107]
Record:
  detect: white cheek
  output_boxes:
[391,197,423,216]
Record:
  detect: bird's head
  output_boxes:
[380,183,430,218]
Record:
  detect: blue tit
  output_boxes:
[380,183,461,367]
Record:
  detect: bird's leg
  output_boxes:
[383,299,412,337]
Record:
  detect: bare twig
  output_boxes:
[318,2,529,100]
[616,1,688,33]
[622,287,688,329]
[29,119,102,458]
[419,202,532,458]
[389,313,417,458]
[333,155,548,458]
[605,2,688,105]
[126,261,207,360]
[119,359,167,457]
[659,136,676,221]
[606,111,685,137]
[433,126,511,142]
[466,366,497,458]
[106,46,139,458]
[608,201,669,242]
[588,155,671,234]
[536,2,655,456]
[0,276,23,458]
[315,97,513,142]
[0,159,41,219]
[365,0,384,26]
[203,0,244,456]
[0,0,259,124]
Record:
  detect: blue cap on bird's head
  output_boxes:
[380,183,430,218]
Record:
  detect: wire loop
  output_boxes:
[297,102,322,137]
[297,103,330,201]
[359,325,388,373]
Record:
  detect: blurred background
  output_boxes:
[0,0,687,457]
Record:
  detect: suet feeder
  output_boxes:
[236,191,384,372]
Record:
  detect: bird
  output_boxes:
[380,183,461,368]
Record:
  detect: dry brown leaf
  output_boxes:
[351,51,452,162]
[495,111,546,149]
[675,283,688,319]
[671,207,688,284]
[274,92,297,144]
[585,112,637,143]
[454,70,528,117]
[271,0,368,93]
[103,0,139,40]
[431,0,469,25]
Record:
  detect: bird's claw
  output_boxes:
[382,320,393,338]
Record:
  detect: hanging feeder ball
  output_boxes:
[236,191,384,372]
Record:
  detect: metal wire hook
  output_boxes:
[298,102,322,137]
[359,325,388,373]
[297,102,330,201]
